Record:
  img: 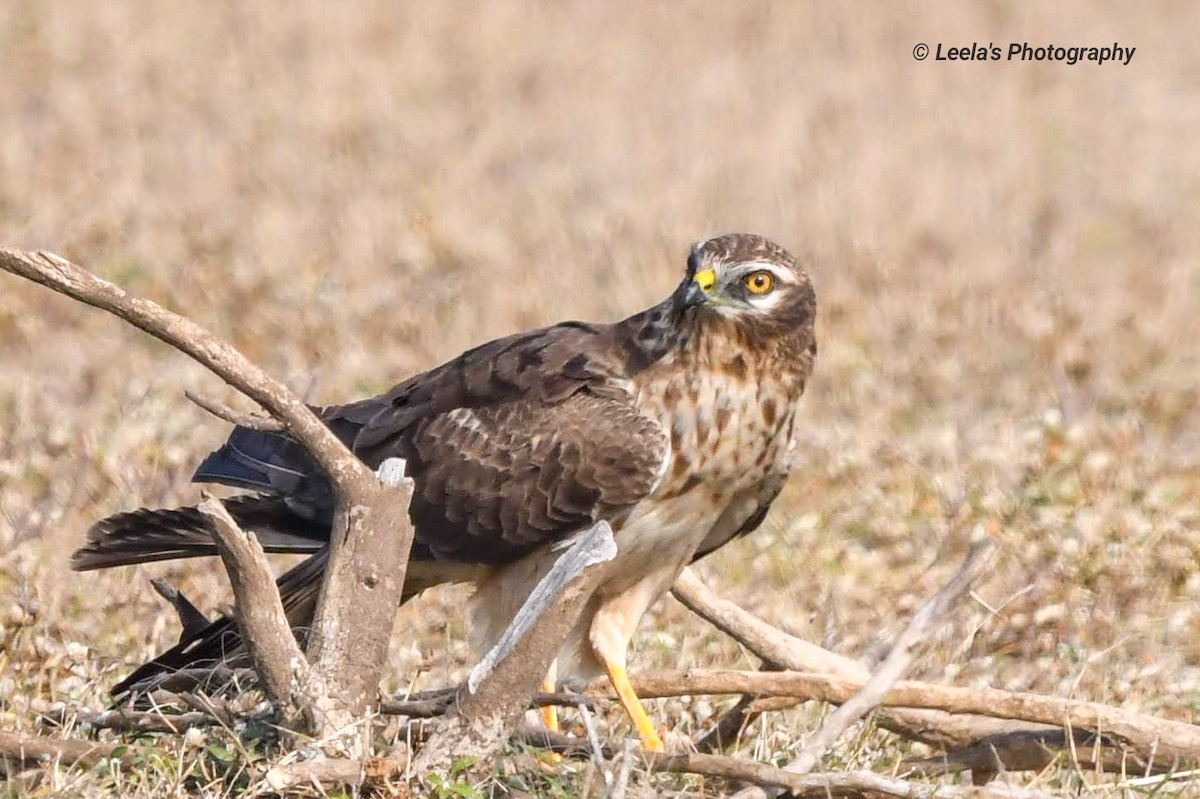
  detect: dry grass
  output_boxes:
[1,1,1198,796]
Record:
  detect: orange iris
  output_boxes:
[745,271,774,295]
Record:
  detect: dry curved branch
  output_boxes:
[673,568,863,675]
[0,248,415,752]
[0,250,350,476]
[379,690,595,719]
[903,728,1146,781]
[645,753,1056,799]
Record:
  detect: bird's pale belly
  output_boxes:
[467,480,772,683]
[599,485,740,596]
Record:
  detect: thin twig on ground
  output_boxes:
[378,690,596,718]
[728,542,993,798]
[513,729,1056,799]
[786,542,993,774]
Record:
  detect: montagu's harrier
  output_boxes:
[74,233,817,752]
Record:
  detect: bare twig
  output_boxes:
[673,568,863,675]
[695,693,759,753]
[185,389,284,432]
[513,730,1055,799]
[0,249,350,477]
[149,579,212,642]
[786,542,993,776]
[79,709,221,734]
[129,666,257,696]
[578,701,610,790]
[610,739,636,799]
[264,752,405,793]
[42,696,255,734]
[675,563,1057,756]
[377,690,596,718]
[903,728,1153,780]
[729,543,993,798]
[646,752,1056,798]
[512,725,618,759]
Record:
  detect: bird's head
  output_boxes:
[674,233,816,339]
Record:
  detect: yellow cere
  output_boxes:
[694,268,717,293]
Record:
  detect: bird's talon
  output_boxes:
[641,733,665,753]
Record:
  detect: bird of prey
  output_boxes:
[73,233,817,752]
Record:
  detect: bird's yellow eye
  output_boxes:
[744,271,774,295]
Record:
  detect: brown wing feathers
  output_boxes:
[397,394,668,561]
[84,304,676,574]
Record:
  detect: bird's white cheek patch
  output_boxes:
[747,291,786,312]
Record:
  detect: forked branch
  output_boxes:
[0,248,415,753]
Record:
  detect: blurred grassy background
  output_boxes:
[1,1,1198,793]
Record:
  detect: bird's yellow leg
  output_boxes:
[590,587,669,753]
[536,659,564,765]
[539,659,559,733]
[601,659,663,752]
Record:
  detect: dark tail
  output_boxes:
[112,551,328,700]
[110,555,462,700]
[71,494,329,572]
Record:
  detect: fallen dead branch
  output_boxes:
[767,541,993,789]
[46,707,229,735]
[127,666,258,696]
[198,493,317,730]
[903,728,1134,781]
[0,730,132,771]
[603,668,1200,770]
[645,753,1058,799]
[380,689,594,719]
[37,689,592,738]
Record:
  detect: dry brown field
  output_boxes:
[1,2,1198,796]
